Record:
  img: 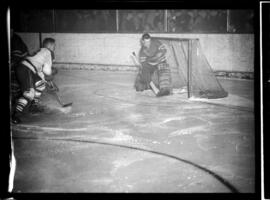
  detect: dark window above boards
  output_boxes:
[11,9,254,33]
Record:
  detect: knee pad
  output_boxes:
[23,88,35,101]
[35,80,46,92]
[34,91,42,99]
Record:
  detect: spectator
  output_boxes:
[145,10,156,30]
[133,11,144,32]
[168,17,176,32]
[175,10,192,32]
[192,10,209,32]
[143,23,153,32]
[121,12,135,32]
[153,10,164,31]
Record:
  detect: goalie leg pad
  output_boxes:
[134,73,147,91]
[140,64,157,87]
[151,70,159,88]
[158,62,172,92]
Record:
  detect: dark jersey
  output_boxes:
[139,39,166,66]
[11,33,28,66]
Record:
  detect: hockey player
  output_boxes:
[11,29,29,68]
[10,29,29,107]
[11,38,56,124]
[136,33,171,97]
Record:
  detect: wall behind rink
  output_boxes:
[18,33,254,73]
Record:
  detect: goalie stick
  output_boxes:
[131,52,142,73]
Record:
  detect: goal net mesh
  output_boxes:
[153,37,228,99]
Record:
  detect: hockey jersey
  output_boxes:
[139,39,167,66]
[22,48,53,80]
[11,33,28,66]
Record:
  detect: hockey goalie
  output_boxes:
[134,33,172,97]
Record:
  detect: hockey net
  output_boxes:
[153,37,228,99]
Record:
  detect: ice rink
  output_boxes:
[11,69,255,193]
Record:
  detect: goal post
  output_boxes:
[152,37,228,99]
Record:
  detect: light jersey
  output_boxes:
[139,39,166,65]
[21,48,52,80]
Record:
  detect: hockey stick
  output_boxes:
[131,52,142,73]
[46,81,73,107]
[54,91,73,107]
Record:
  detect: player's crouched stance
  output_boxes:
[11,38,56,124]
[134,33,172,97]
